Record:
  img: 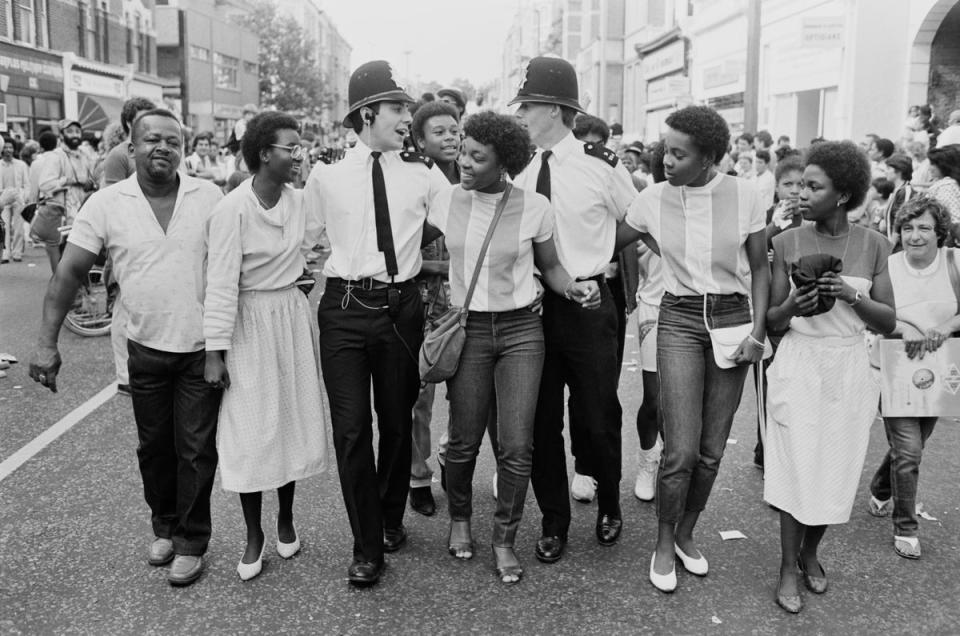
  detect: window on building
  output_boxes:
[190,45,210,62]
[214,52,239,90]
[243,60,258,75]
[12,0,38,46]
[91,1,109,63]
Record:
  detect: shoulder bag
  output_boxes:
[419,184,512,383]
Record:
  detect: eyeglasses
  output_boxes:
[269,144,304,160]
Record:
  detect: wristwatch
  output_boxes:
[848,290,863,306]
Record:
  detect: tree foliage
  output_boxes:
[235,1,325,116]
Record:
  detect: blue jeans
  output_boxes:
[445,309,544,547]
[869,416,938,537]
[656,293,752,524]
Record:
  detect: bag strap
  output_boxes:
[462,184,512,314]
[947,248,960,314]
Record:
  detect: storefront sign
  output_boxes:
[801,17,845,49]
[643,40,685,81]
[70,70,124,99]
[702,59,745,90]
[646,75,690,104]
[0,49,62,83]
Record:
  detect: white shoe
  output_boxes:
[674,543,708,576]
[649,552,676,593]
[277,527,300,559]
[570,473,597,503]
[237,543,266,581]
[492,472,498,500]
[634,440,661,501]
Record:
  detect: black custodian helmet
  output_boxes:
[508,56,584,113]
[343,60,415,128]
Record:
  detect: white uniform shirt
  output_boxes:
[512,131,637,278]
[204,180,310,351]
[68,174,224,353]
[303,139,451,282]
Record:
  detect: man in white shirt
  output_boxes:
[754,149,776,209]
[0,138,30,263]
[511,56,639,563]
[303,60,451,587]
[29,109,225,588]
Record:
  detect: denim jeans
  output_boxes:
[126,340,222,556]
[532,284,622,537]
[446,309,544,548]
[869,416,938,536]
[656,293,752,524]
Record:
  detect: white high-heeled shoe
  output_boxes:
[649,552,677,593]
[674,543,709,576]
[277,527,301,559]
[237,543,266,581]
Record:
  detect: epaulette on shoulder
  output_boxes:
[400,150,435,169]
[583,142,619,168]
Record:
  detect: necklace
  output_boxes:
[251,176,278,210]
[813,225,853,266]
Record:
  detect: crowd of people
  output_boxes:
[18,54,958,616]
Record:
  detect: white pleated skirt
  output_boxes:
[217,286,327,493]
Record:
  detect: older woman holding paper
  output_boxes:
[867,196,960,560]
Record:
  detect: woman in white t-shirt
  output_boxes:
[868,196,960,560]
[617,105,770,594]
[428,111,599,585]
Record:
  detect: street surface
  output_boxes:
[1,243,958,635]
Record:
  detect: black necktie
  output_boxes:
[536,150,552,201]
[371,151,398,277]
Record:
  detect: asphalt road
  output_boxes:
[1,243,958,635]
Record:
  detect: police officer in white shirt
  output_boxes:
[511,57,639,563]
[303,60,451,587]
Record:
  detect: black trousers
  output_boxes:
[127,340,222,556]
[531,284,623,537]
[570,274,627,476]
[317,282,423,562]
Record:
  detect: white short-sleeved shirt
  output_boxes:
[68,174,224,352]
[512,132,637,279]
[302,138,452,282]
[625,172,765,297]
[429,185,553,312]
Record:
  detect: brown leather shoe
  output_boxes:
[167,555,204,586]
[148,538,174,566]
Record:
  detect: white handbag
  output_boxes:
[708,321,773,369]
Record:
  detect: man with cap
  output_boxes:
[437,88,467,118]
[36,119,97,271]
[511,56,639,563]
[303,60,451,587]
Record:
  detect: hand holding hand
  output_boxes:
[29,345,62,393]
[204,351,230,390]
[566,280,601,309]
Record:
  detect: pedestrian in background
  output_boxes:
[0,138,30,263]
[204,111,327,582]
[764,140,895,614]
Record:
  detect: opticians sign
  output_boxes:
[801,17,845,49]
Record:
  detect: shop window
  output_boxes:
[214,53,239,90]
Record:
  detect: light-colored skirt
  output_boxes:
[217,286,327,493]
[763,331,879,525]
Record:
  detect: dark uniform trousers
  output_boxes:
[317,280,424,562]
[127,339,222,556]
[531,282,623,538]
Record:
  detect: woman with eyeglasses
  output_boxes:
[204,111,326,581]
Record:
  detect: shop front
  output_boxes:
[66,65,126,134]
[638,34,690,143]
[0,43,63,140]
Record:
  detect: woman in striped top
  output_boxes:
[427,111,599,584]
[618,105,771,593]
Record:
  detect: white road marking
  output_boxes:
[0,382,118,483]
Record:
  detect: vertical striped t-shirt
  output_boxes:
[428,185,554,312]
[625,172,765,296]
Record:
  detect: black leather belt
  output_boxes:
[326,277,412,291]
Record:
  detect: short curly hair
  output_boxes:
[242,111,300,173]
[664,106,730,165]
[462,110,532,178]
[803,140,871,210]
[894,195,953,247]
[121,97,156,135]
[410,101,459,147]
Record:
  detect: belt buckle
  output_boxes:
[361,278,375,291]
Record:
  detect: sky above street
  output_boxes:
[322,0,521,87]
